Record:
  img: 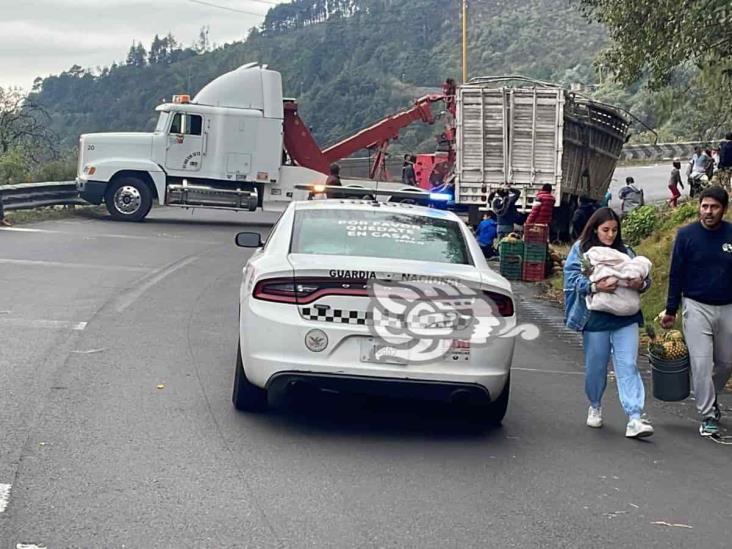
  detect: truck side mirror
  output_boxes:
[235,232,263,248]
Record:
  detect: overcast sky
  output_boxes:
[0,0,283,90]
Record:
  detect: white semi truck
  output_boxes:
[76,63,330,221]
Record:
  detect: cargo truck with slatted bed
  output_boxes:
[452,76,630,238]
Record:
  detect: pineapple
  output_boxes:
[645,325,666,359]
[646,314,690,361]
[663,331,689,360]
[667,330,684,342]
[662,340,688,360]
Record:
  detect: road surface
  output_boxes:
[0,208,729,548]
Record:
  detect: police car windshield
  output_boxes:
[291,209,470,265]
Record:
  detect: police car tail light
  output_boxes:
[253,278,318,303]
[484,291,514,317]
[253,277,369,304]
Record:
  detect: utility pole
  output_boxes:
[462,0,468,83]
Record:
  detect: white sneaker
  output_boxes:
[586,406,603,428]
[626,418,654,438]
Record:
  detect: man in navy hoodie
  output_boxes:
[662,186,732,437]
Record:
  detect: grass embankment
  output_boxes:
[3,205,106,225]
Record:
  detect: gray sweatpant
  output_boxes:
[682,298,732,417]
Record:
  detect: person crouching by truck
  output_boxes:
[490,186,523,239]
[563,207,654,438]
[475,211,498,259]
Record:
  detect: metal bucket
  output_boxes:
[649,353,690,402]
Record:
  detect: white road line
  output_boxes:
[0,319,87,331]
[0,483,11,513]
[1,226,218,244]
[114,255,199,313]
[0,258,151,273]
[513,367,584,376]
[17,545,48,549]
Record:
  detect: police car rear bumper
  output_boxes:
[266,371,493,405]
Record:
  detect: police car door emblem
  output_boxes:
[723,243,732,253]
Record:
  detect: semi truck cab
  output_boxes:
[76,63,302,221]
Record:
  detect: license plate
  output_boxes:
[360,337,409,365]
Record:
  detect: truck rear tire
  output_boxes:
[105,177,153,222]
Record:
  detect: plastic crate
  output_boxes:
[523,242,548,262]
[522,260,546,281]
[499,239,524,259]
[523,223,549,244]
[500,254,523,280]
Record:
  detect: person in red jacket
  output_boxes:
[526,184,554,225]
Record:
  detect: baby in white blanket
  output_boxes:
[584,246,652,316]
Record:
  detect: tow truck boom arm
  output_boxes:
[283,94,445,175]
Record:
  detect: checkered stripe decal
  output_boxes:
[300,307,371,325]
[300,305,474,329]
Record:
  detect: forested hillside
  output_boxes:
[29,0,605,153]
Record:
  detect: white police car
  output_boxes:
[233,199,518,423]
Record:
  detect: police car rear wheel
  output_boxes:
[232,341,268,412]
[474,375,510,426]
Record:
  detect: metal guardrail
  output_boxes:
[0,181,81,212]
[621,141,718,162]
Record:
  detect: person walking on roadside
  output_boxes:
[401,154,417,186]
[718,132,732,192]
[619,177,644,216]
[525,183,554,226]
[600,190,612,208]
[0,194,11,227]
[667,158,685,208]
[325,163,346,199]
[661,186,732,437]
[564,207,654,438]
[475,210,498,258]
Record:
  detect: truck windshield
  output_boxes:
[291,209,471,265]
[154,113,168,133]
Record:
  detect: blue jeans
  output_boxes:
[582,323,645,419]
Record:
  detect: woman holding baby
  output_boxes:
[563,207,655,438]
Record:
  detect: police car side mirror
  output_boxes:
[235,232,263,248]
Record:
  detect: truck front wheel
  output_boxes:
[105,177,153,222]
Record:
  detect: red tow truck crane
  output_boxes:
[282,79,457,186]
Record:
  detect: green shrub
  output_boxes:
[0,148,32,185]
[660,200,698,230]
[622,205,659,246]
